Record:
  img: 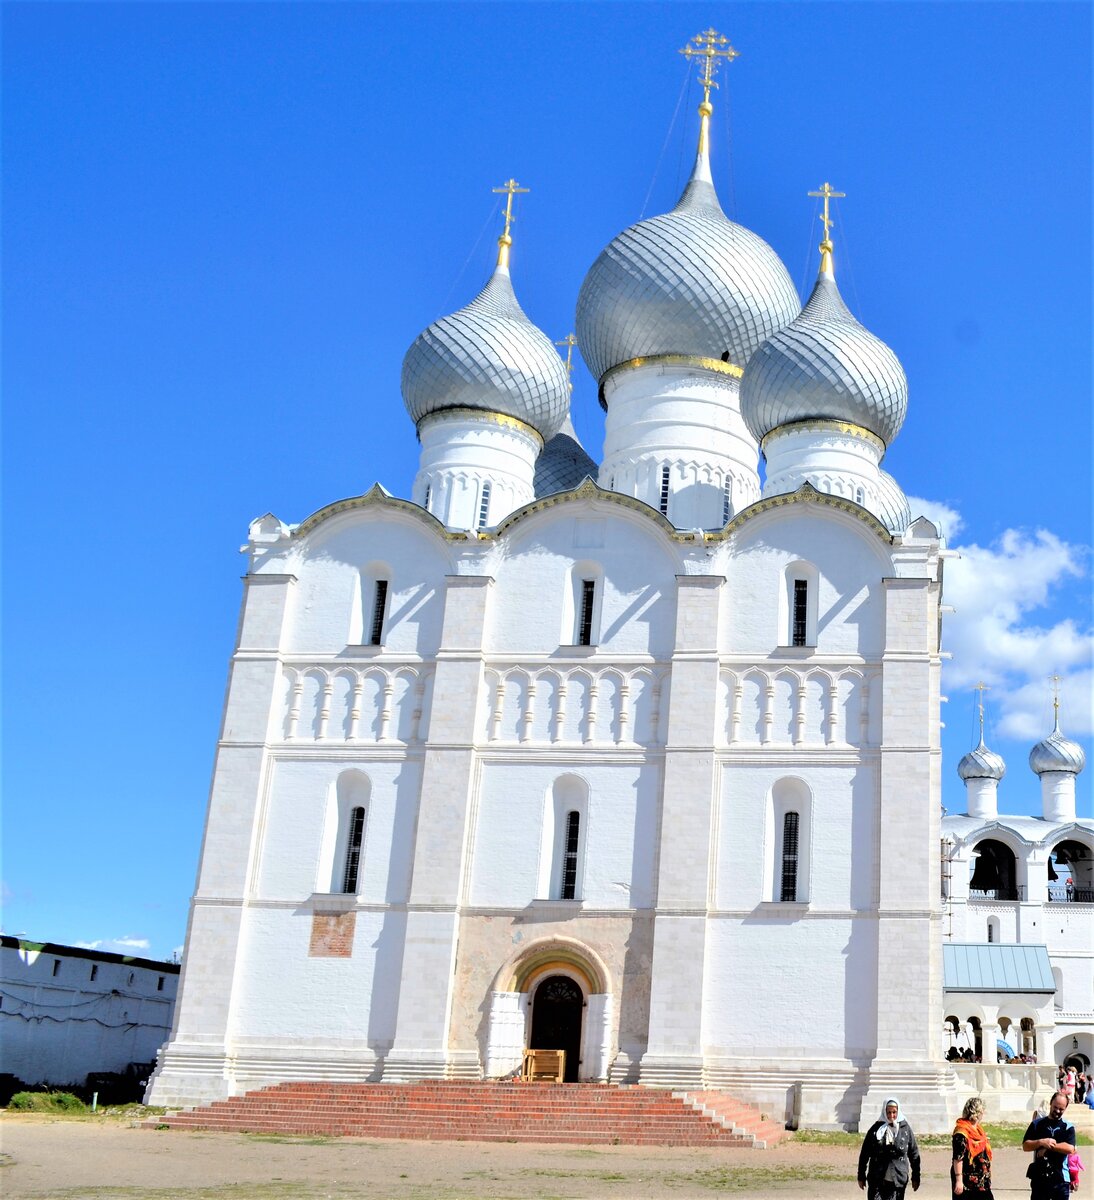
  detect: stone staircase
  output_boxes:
[155,1081,791,1148]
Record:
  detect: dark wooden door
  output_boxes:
[529,975,582,1082]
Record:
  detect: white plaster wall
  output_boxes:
[253,757,420,904]
[702,917,879,1059]
[484,508,679,657]
[227,908,403,1051]
[466,761,660,909]
[719,509,890,657]
[714,764,877,912]
[0,944,178,1085]
[284,513,450,655]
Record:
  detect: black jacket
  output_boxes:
[858,1119,922,1188]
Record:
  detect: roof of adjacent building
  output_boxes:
[942,942,1055,992]
[941,813,1094,844]
[0,934,180,975]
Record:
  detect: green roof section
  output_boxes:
[943,943,1055,993]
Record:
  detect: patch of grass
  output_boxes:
[675,1163,856,1191]
[7,1090,85,1113]
[790,1128,860,1146]
[243,1134,333,1145]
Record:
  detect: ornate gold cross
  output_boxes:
[679,28,739,103]
[808,181,846,245]
[492,178,529,244]
[973,681,990,739]
[555,333,578,380]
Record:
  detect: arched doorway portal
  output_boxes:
[529,975,583,1082]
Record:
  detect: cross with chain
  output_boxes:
[679,28,739,104]
[808,181,846,245]
[492,178,529,244]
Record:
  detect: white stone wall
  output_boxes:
[0,941,178,1086]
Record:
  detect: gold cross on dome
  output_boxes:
[973,681,990,739]
[1051,672,1062,717]
[555,333,578,379]
[808,181,846,245]
[492,178,529,244]
[679,28,739,104]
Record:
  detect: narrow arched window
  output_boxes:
[780,811,799,901]
[791,580,808,647]
[578,579,596,646]
[659,466,671,516]
[423,483,431,510]
[561,811,581,900]
[369,580,388,645]
[341,805,366,893]
[722,478,732,525]
[986,919,995,943]
[477,481,492,530]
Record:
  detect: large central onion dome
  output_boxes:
[575,108,799,385]
[402,259,569,440]
[740,251,908,446]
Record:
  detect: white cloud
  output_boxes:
[934,513,1093,740]
[75,935,152,955]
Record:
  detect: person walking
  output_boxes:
[952,1096,994,1199]
[859,1097,922,1200]
[1023,1091,1076,1200]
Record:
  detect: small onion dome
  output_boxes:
[534,414,597,498]
[574,149,799,385]
[1029,714,1086,776]
[740,263,908,447]
[402,266,570,440]
[958,738,1007,782]
[874,469,912,535]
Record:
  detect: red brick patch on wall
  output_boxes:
[309,911,356,957]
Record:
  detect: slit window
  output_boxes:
[52,959,61,977]
[578,579,596,646]
[341,805,366,894]
[477,481,492,530]
[659,466,670,516]
[89,964,98,982]
[791,580,809,647]
[561,811,581,900]
[368,580,388,646]
[423,483,431,510]
[987,922,994,943]
[157,976,165,991]
[722,479,732,525]
[780,811,799,901]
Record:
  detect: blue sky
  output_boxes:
[3,2,1091,960]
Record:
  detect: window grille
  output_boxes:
[792,579,808,647]
[659,466,670,516]
[341,805,366,894]
[722,479,732,525]
[369,580,388,646]
[561,810,581,899]
[423,483,431,509]
[780,811,799,901]
[578,579,596,646]
[987,922,994,943]
[477,481,492,530]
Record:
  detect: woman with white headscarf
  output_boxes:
[858,1098,922,1200]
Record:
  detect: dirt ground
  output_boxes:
[0,1113,1042,1200]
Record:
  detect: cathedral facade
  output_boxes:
[148,31,1082,1131]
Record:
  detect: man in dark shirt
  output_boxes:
[1023,1092,1076,1200]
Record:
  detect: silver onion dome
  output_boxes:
[402,267,570,439]
[534,414,597,497]
[740,267,908,446]
[874,469,912,535]
[958,739,1006,782]
[575,159,799,385]
[1030,715,1086,776]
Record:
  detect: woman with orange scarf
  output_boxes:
[953,1096,994,1199]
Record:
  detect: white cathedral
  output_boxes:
[148,32,1091,1131]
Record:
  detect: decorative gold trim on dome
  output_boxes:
[418,406,544,447]
[760,418,886,454]
[599,353,744,407]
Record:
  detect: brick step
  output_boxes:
[155,1082,785,1148]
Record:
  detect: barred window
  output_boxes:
[791,580,808,647]
[341,805,366,894]
[659,466,670,516]
[477,481,492,530]
[369,580,388,646]
[578,580,596,646]
[561,811,581,900]
[722,478,732,525]
[780,811,799,902]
